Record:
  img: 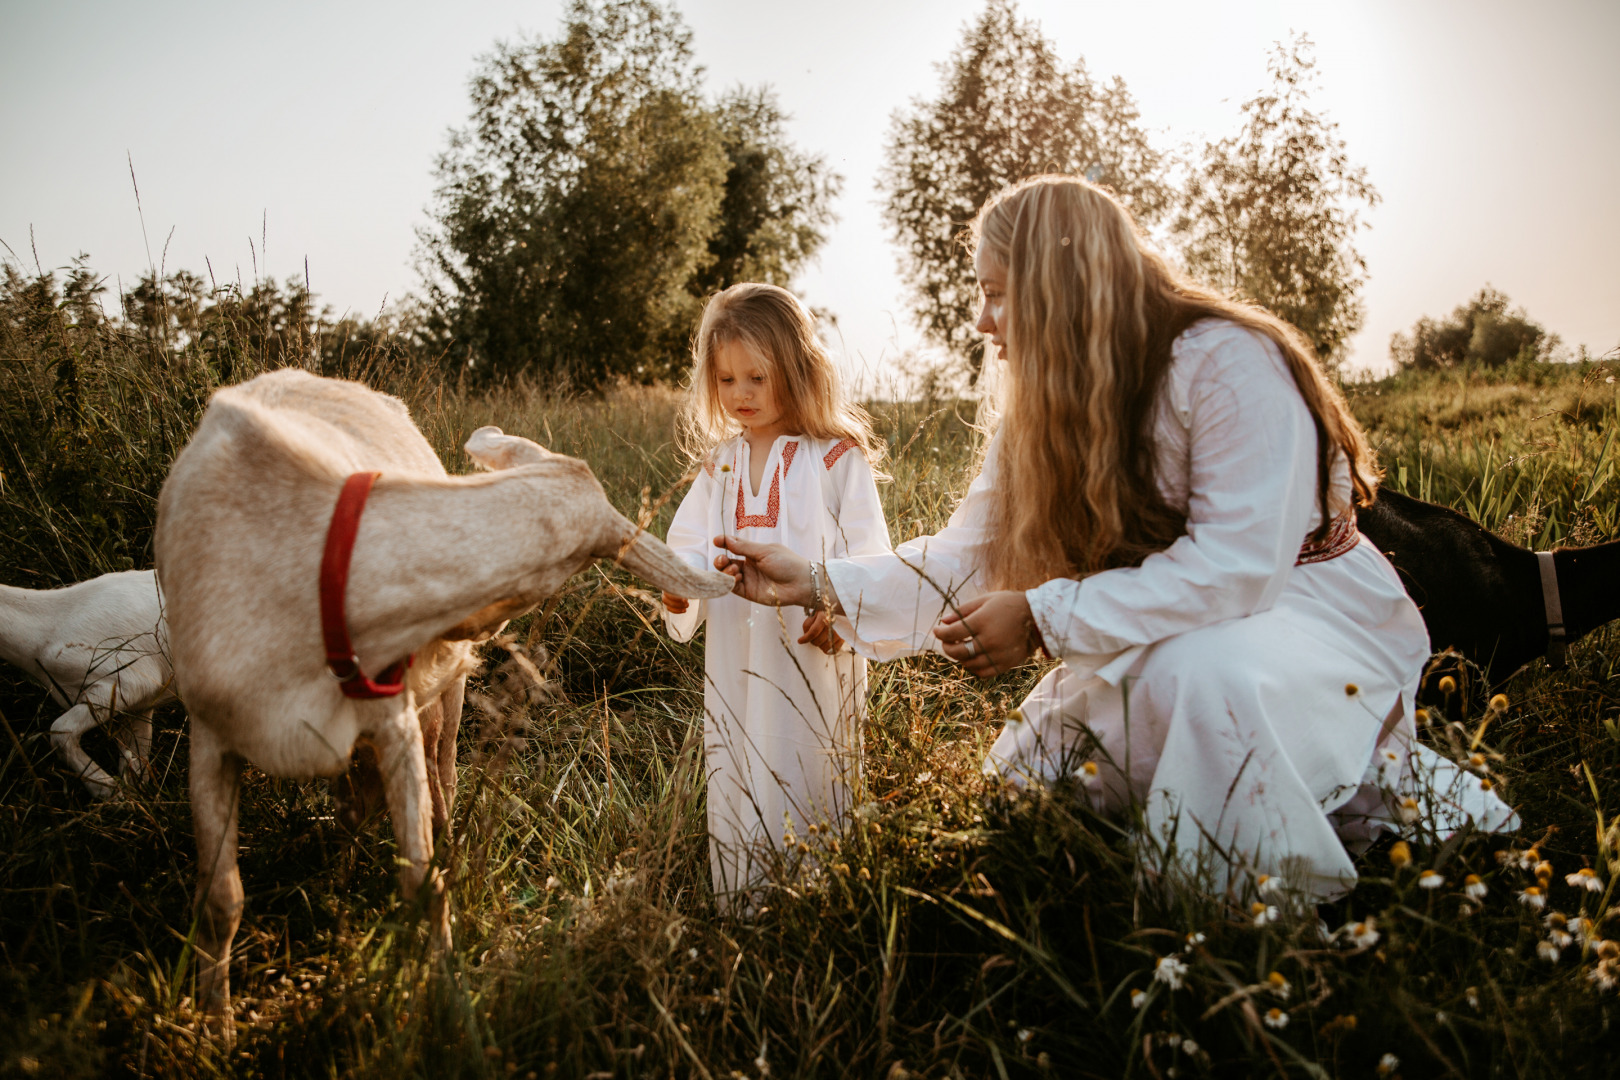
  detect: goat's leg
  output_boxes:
[118,706,155,783]
[372,702,450,952]
[190,722,244,1034]
[417,696,448,836]
[49,700,117,798]
[436,675,465,828]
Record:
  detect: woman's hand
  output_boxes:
[932,590,1042,678]
[661,591,689,615]
[712,535,817,608]
[799,610,846,655]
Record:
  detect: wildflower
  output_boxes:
[1130,988,1147,1009]
[1458,901,1476,919]
[1252,902,1280,926]
[1567,867,1603,892]
[1345,683,1360,697]
[1185,931,1207,947]
[1341,918,1380,949]
[1598,940,1620,962]
[1154,955,1189,990]
[1489,693,1509,712]
[719,464,732,473]
[1415,707,1431,726]
[1480,777,1494,792]
[1438,675,1457,695]
[1419,869,1445,889]
[1538,939,1563,963]
[1589,960,1619,992]
[1397,796,1421,825]
[1256,874,1283,898]
[1518,886,1546,910]
[1573,916,1596,944]
[1465,986,1481,1010]
[1180,1038,1200,1055]
[1388,841,1412,870]
[1535,860,1554,884]
[1378,748,1402,782]
[1546,913,1573,948]
[1468,753,1489,774]
[1377,1052,1400,1076]
[688,947,698,960]
[858,866,871,881]
[1164,1034,1181,1048]
[1079,760,1100,787]
[1016,1028,1033,1044]
[1263,1007,1289,1030]
[1520,846,1542,870]
[1464,874,1488,900]
[1267,971,1291,1000]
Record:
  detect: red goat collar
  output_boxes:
[320,471,411,698]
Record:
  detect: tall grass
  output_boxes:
[3,289,1619,1079]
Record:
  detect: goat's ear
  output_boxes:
[464,426,553,471]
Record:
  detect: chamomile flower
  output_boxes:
[1155,955,1189,990]
[1534,860,1554,884]
[1589,960,1619,992]
[1377,1052,1400,1076]
[1468,753,1489,774]
[1598,940,1620,962]
[1397,796,1421,825]
[1389,841,1412,870]
[1180,1038,1200,1055]
[1267,971,1291,1000]
[1341,918,1380,949]
[1519,846,1542,870]
[1489,693,1510,712]
[1252,902,1280,926]
[1263,1007,1289,1030]
[1130,988,1147,1009]
[1378,748,1402,783]
[1465,986,1481,1010]
[1438,675,1457,695]
[1185,931,1206,948]
[1538,939,1563,963]
[1567,867,1603,893]
[1256,873,1283,898]
[1546,913,1574,948]
[1464,874,1488,900]
[1518,885,1547,911]
[1418,869,1445,889]
[1573,915,1597,944]
[1079,760,1101,787]
[1016,1028,1033,1045]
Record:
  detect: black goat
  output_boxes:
[1358,488,1620,686]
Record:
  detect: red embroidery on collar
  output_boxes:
[781,440,798,477]
[735,464,782,529]
[823,438,857,470]
[1295,510,1359,566]
[702,458,716,478]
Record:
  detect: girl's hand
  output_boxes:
[799,610,846,655]
[932,591,1041,678]
[712,535,817,608]
[661,591,689,615]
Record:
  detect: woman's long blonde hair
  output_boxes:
[679,283,883,467]
[974,175,1378,590]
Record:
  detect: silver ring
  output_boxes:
[964,639,978,658]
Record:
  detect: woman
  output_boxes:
[716,175,1514,899]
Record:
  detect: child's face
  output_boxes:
[974,247,1009,363]
[712,338,788,439]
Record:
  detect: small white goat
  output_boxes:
[154,370,731,1027]
[0,570,173,795]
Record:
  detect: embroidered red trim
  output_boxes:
[823,438,857,470]
[320,472,412,699]
[735,463,782,529]
[781,440,798,477]
[1295,510,1360,566]
[702,459,715,478]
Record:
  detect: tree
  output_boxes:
[1389,286,1555,371]
[1172,36,1377,372]
[879,0,1170,382]
[418,0,840,384]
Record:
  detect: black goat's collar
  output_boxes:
[1536,551,1567,670]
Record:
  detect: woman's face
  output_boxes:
[974,247,1008,362]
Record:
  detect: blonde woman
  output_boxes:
[661,283,891,906]
[715,177,1514,898]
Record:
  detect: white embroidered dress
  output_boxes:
[664,434,891,900]
[826,321,1516,898]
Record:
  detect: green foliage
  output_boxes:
[1172,35,1378,372]
[1390,286,1558,372]
[878,0,1170,383]
[417,0,840,386]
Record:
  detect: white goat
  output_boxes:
[0,570,173,795]
[154,369,731,1027]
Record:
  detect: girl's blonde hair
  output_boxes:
[679,283,883,467]
[973,174,1378,590]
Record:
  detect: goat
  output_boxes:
[0,570,173,796]
[154,370,732,1029]
[1359,488,1620,686]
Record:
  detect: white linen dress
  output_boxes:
[664,434,892,901]
[826,320,1517,898]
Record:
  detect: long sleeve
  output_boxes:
[1026,324,1324,679]
[662,463,720,643]
[825,438,1001,659]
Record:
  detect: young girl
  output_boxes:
[660,283,891,906]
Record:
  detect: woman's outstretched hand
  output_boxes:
[933,591,1042,678]
[712,535,816,608]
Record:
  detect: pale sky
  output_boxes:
[3,0,1616,388]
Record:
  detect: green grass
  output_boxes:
[3,301,1620,1078]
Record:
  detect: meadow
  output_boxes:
[2,306,1619,1079]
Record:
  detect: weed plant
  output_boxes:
[2,288,1619,1078]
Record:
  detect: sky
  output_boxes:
[3,0,1616,390]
